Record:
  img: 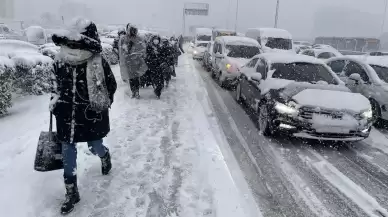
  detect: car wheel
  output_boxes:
[236,82,243,103]
[370,99,383,127]
[258,104,272,136]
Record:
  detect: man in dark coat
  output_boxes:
[50,18,117,215]
[145,35,164,98]
[160,38,175,87]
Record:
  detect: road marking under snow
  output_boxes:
[308,149,388,217]
[187,57,263,217]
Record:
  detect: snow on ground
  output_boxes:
[0,55,256,217]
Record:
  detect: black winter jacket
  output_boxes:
[51,57,117,143]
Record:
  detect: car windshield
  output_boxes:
[225,45,260,58]
[271,62,338,84]
[197,35,211,41]
[196,43,208,47]
[370,65,388,83]
[265,37,292,50]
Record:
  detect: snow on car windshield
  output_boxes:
[197,35,211,41]
[265,38,292,50]
[196,43,208,47]
[226,45,260,58]
[271,62,338,84]
[370,65,388,83]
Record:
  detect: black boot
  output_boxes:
[61,182,80,215]
[101,149,112,175]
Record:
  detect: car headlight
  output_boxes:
[193,50,197,54]
[361,108,373,119]
[226,63,231,70]
[275,102,299,115]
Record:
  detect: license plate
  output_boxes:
[316,127,349,134]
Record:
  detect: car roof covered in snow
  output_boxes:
[304,48,342,56]
[247,28,292,39]
[216,36,259,46]
[255,53,325,65]
[195,28,212,35]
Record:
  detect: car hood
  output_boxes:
[225,57,250,68]
[194,47,206,53]
[292,88,370,113]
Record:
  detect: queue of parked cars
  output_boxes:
[192,27,388,143]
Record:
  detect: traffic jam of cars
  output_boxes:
[190,27,387,143]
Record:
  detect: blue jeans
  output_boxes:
[62,139,108,184]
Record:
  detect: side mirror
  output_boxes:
[251,73,262,82]
[215,53,224,58]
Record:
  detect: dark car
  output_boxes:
[235,53,372,142]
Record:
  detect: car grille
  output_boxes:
[299,106,344,120]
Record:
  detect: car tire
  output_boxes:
[236,82,243,103]
[370,99,383,127]
[258,104,272,136]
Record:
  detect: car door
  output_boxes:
[214,43,224,72]
[240,58,259,100]
[248,58,267,112]
[343,61,371,95]
[211,42,219,70]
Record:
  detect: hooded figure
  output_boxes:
[160,38,174,87]
[50,18,117,215]
[113,28,126,55]
[118,23,147,98]
[145,35,164,98]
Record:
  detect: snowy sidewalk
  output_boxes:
[0,55,259,217]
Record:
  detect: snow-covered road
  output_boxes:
[193,57,388,217]
[0,54,260,217]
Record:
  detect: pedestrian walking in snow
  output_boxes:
[160,38,175,88]
[50,18,117,215]
[113,29,126,57]
[145,35,164,98]
[118,24,147,98]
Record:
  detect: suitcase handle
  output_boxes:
[49,112,53,142]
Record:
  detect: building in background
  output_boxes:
[0,0,14,19]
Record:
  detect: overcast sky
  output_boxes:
[13,0,388,38]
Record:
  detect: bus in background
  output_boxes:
[194,28,212,44]
[314,37,380,54]
[245,28,294,53]
[212,29,237,41]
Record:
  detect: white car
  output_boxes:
[236,53,372,141]
[192,42,208,60]
[325,56,388,125]
[301,48,342,59]
[211,36,261,87]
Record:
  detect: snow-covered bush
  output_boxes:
[12,54,53,95]
[102,43,118,65]
[0,57,15,114]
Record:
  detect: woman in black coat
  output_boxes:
[50,19,117,214]
[160,38,175,87]
[145,35,164,98]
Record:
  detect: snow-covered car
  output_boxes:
[24,26,48,46]
[294,41,312,46]
[0,40,53,94]
[325,56,388,125]
[312,44,335,50]
[0,24,24,40]
[301,48,342,59]
[367,51,388,56]
[236,53,372,141]
[212,36,261,87]
[245,28,294,53]
[202,42,213,72]
[192,42,208,60]
[294,45,311,54]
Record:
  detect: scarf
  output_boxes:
[57,47,110,112]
